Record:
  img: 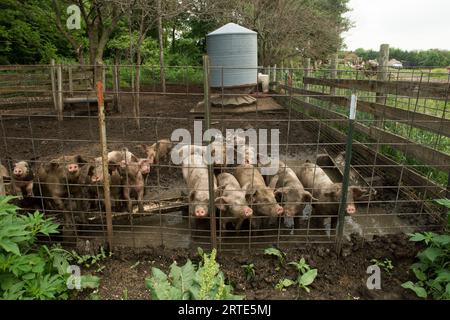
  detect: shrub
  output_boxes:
[401,199,450,299]
[145,248,244,300]
[0,196,99,300]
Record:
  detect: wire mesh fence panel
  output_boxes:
[0,62,448,253]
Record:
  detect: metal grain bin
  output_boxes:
[207,23,257,88]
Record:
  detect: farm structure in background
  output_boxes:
[0,45,449,253]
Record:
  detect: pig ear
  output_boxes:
[323,188,337,197]
[215,185,226,196]
[245,193,255,204]
[214,196,227,211]
[140,144,148,152]
[241,183,256,196]
[108,161,119,173]
[75,155,87,165]
[189,190,196,202]
[324,183,342,197]
[302,191,317,202]
[351,186,365,199]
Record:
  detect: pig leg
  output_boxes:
[323,217,332,238]
[24,182,34,197]
[11,182,19,196]
[235,218,245,231]
[123,186,132,213]
[136,186,144,213]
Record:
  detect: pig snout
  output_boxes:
[68,164,79,173]
[195,207,207,217]
[276,205,284,216]
[13,168,23,177]
[243,207,253,217]
[346,204,357,215]
[92,176,101,183]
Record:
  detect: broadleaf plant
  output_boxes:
[145,248,244,300]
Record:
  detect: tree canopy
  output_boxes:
[353,48,450,67]
[0,0,353,67]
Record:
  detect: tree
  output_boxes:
[53,0,125,70]
[195,0,350,66]
[0,0,73,64]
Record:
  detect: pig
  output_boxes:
[79,161,123,212]
[50,155,88,209]
[91,149,150,183]
[177,144,207,162]
[215,173,253,230]
[268,162,317,218]
[141,138,173,164]
[182,154,217,217]
[35,155,87,228]
[233,164,284,220]
[297,161,365,231]
[117,160,145,213]
[53,155,87,183]
[0,163,9,181]
[11,161,35,197]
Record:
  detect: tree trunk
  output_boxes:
[171,23,176,53]
[135,50,141,129]
[157,0,166,93]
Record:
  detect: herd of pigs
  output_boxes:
[0,132,366,234]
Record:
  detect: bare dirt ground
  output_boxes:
[1,85,434,299]
[71,233,420,300]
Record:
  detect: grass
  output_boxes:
[103,65,203,90]
[287,75,449,187]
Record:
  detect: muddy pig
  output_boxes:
[297,161,364,230]
[117,160,146,213]
[36,155,87,227]
[234,164,284,220]
[182,154,217,217]
[216,173,253,230]
[92,149,151,182]
[141,138,173,164]
[1,163,9,181]
[11,161,35,197]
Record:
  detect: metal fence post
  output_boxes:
[203,55,217,250]
[96,78,114,250]
[336,94,357,254]
[304,58,311,103]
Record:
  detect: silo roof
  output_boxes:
[207,23,257,36]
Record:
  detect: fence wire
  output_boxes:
[0,63,448,253]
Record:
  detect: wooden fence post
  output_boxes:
[376,44,389,105]
[330,53,338,96]
[56,64,63,121]
[273,64,277,83]
[50,59,57,112]
[304,58,311,103]
[95,79,114,250]
[102,66,106,94]
[375,44,389,127]
[68,65,73,97]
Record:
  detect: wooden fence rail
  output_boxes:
[303,77,450,100]
[280,85,450,137]
[286,96,450,172]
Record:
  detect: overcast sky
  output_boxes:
[343,0,450,51]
